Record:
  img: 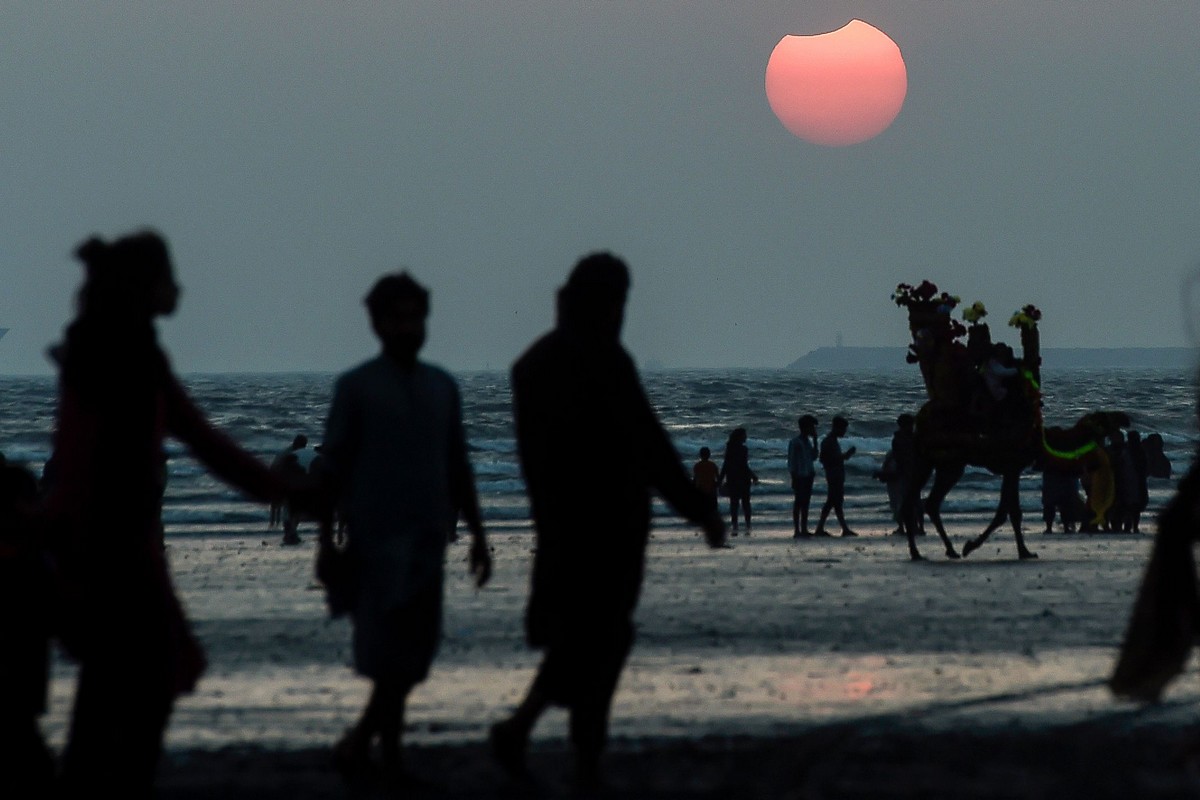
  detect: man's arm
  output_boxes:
[627,362,725,547]
[446,380,490,587]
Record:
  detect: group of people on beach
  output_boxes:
[1042,428,1170,535]
[0,233,723,796]
[691,415,860,539]
[691,411,1171,543]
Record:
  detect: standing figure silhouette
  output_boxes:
[491,252,724,789]
[45,230,288,796]
[718,427,759,536]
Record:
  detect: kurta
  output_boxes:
[321,355,475,679]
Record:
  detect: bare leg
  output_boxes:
[833,497,856,536]
[490,685,547,778]
[335,680,412,778]
[815,497,833,535]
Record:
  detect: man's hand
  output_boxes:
[469,535,492,588]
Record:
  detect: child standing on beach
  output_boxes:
[692,447,720,517]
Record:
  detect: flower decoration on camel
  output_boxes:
[962,301,987,324]
[892,281,959,311]
[1008,304,1042,330]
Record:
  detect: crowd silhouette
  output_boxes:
[0,233,1184,796]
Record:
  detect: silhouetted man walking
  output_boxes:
[491,252,724,788]
[815,415,858,537]
[318,272,491,785]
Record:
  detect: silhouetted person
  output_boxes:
[1127,430,1150,533]
[271,434,310,544]
[1041,460,1084,533]
[1080,445,1115,533]
[1143,432,1172,480]
[877,413,923,537]
[1107,430,1139,532]
[44,230,287,797]
[491,252,724,789]
[692,446,720,518]
[0,461,55,795]
[1113,385,1200,704]
[309,444,348,545]
[816,416,858,537]
[787,415,819,537]
[317,272,491,786]
[717,427,759,536]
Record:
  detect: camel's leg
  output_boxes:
[965,487,1008,558]
[902,461,934,561]
[1004,472,1037,559]
[963,472,1037,559]
[924,462,964,559]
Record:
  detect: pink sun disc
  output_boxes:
[765,19,908,147]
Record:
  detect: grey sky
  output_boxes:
[2,3,1198,375]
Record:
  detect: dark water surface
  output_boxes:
[0,367,1194,535]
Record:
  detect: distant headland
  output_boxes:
[787,346,1198,371]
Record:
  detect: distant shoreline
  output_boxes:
[1,349,1198,379]
[787,346,1199,371]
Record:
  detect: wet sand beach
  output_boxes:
[41,523,1200,797]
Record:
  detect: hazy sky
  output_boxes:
[2,3,1199,375]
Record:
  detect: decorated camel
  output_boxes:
[893,281,1129,561]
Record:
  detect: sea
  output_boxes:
[1,367,1197,537]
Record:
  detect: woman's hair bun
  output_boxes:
[74,236,109,268]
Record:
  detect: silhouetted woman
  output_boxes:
[717,427,758,535]
[44,231,286,795]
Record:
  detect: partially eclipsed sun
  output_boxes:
[765,19,907,147]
